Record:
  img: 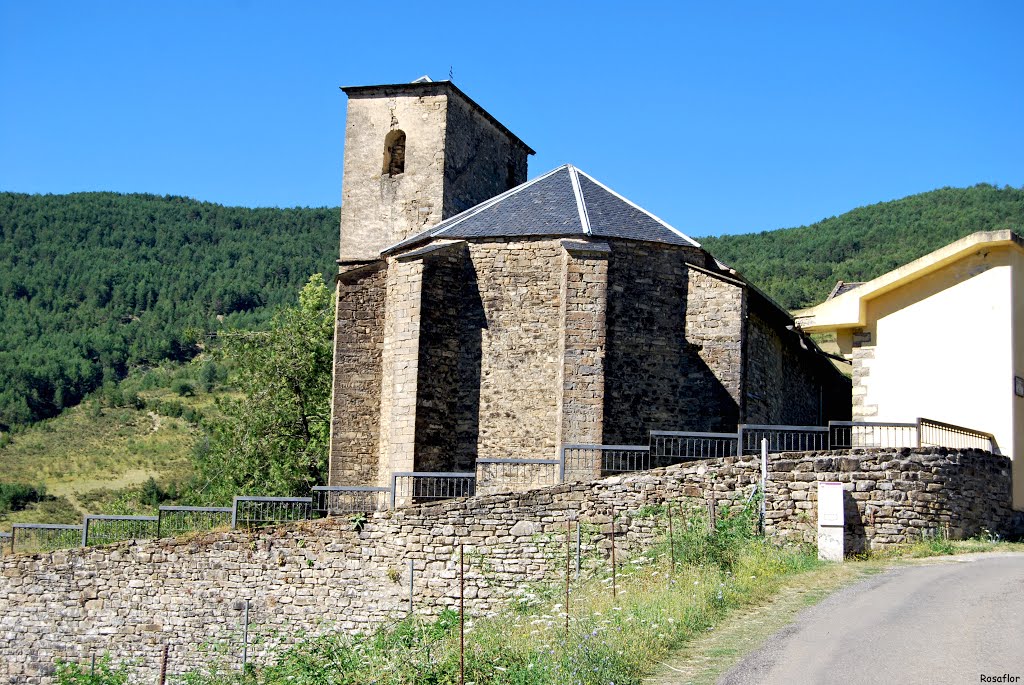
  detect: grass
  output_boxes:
[0,365,237,531]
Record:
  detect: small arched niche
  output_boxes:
[383,130,406,177]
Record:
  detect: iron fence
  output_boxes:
[390,472,476,508]
[312,486,389,515]
[918,418,998,453]
[82,515,159,547]
[157,506,233,537]
[231,497,313,529]
[476,459,560,491]
[738,424,828,454]
[649,431,739,463]
[827,421,919,449]
[559,444,651,481]
[0,531,11,555]
[10,524,84,554]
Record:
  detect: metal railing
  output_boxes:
[918,418,998,453]
[649,431,739,463]
[312,486,389,515]
[10,524,84,554]
[0,531,10,555]
[560,444,651,481]
[390,472,476,508]
[738,424,829,454]
[476,458,560,491]
[82,515,159,547]
[157,506,233,537]
[231,497,313,529]
[828,421,919,449]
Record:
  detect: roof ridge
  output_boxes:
[566,166,592,236]
[381,165,569,254]
[573,168,700,248]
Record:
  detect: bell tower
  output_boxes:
[339,78,534,261]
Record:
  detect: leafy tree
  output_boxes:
[189,276,335,503]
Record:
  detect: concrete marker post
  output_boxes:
[760,438,768,534]
[817,481,845,561]
[565,517,570,633]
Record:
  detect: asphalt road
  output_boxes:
[720,553,1024,685]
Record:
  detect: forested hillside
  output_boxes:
[3,183,1022,431]
[0,192,338,429]
[699,184,1024,310]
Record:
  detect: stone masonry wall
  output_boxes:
[743,309,851,425]
[328,262,386,486]
[340,90,448,261]
[469,239,564,461]
[603,241,735,442]
[683,268,746,430]
[555,242,609,448]
[376,257,424,486]
[442,94,529,217]
[0,448,1012,683]
[744,312,817,424]
[850,329,877,420]
[415,244,483,472]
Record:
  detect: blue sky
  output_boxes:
[1,1,1021,236]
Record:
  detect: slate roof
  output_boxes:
[827,280,865,300]
[383,165,700,254]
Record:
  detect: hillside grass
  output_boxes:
[0,365,237,531]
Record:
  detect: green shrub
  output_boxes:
[172,379,196,397]
[54,654,132,684]
[0,482,47,514]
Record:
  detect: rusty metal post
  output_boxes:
[707,494,717,533]
[242,599,250,671]
[158,644,168,685]
[459,543,465,685]
[610,505,617,600]
[575,522,581,578]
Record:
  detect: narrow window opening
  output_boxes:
[383,130,406,177]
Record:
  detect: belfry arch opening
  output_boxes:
[383,130,406,176]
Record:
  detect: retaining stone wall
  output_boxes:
[1,448,1013,683]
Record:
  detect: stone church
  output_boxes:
[328,78,850,489]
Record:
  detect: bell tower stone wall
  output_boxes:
[339,81,533,262]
